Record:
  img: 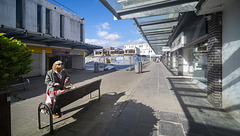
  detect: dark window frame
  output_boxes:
[80,23,83,42]
[16,0,23,28]
[46,8,50,34]
[37,5,42,32]
[60,15,64,37]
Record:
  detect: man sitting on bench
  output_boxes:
[45,60,70,118]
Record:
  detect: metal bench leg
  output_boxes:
[98,88,101,101]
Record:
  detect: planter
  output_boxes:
[0,91,11,136]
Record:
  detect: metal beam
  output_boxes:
[139,18,178,26]
[99,0,121,19]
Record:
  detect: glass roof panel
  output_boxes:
[149,40,168,43]
[146,33,171,38]
[142,26,173,32]
[137,13,179,23]
[141,21,178,30]
[107,0,168,11]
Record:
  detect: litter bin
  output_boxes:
[135,62,142,73]
[94,62,99,73]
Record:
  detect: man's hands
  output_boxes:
[64,77,69,84]
[54,83,60,86]
[54,77,69,86]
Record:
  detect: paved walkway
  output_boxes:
[11,62,240,136]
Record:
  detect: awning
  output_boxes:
[100,0,198,54]
[0,25,102,50]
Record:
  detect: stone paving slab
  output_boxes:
[10,62,240,136]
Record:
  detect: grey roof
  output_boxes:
[0,25,102,50]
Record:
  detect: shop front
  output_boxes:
[188,41,208,83]
[25,45,84,77]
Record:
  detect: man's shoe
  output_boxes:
[52,114,59,118]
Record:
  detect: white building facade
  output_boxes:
[124,43,155,56]
[0,0,101,77]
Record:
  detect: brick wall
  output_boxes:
[207,12,222,107]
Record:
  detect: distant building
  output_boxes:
[124,43,155,56]
[94,47,124,56]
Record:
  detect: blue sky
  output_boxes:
[49,0,146,49]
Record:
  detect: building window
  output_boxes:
[60,15,64,37]
[37,5,41,32]
[16,0,23,28]
[46,8,50,34]
[80,23,83,42]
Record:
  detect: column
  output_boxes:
[83,51,85,69]
[41,49,46,76]
[207,12,222,107]
[178,48,183,76]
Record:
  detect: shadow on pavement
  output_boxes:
[168,77,240,136]
[101,100,158,136]
[41,92,158,136]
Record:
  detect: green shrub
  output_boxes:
[0,33,33,91]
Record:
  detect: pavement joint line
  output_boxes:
[159,120,182,125]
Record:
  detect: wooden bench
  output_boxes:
[37,79,102,134]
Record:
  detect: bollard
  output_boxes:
[94,62,99,73]
[135,62,142,73]
[139,62,142,73]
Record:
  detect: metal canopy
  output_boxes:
[100,0,198,54]
[0,25,102,50]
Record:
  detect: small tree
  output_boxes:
[0,33,33,91]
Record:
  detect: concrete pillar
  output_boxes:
[207,12,223,108]
[170,52,173,69]
[222,1,240,123]
[168,52,171,67]
[41,49,46,76]
[72,55,82,69]
[83,51,85,69]
[172,52,177,70]
[183,48,190,76]
[178,48,183,76]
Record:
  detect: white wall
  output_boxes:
[0,0,16,27]
[24,53,41,77]
[24,0,37,31]
[222,1,240,123]
[72,55,84,69]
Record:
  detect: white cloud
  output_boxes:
[97,30,121,41]
[104,33,121,40]
[97,31,108,37]
[86,38,147,49]
[101,22,110,30]
[126,38,146,44]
